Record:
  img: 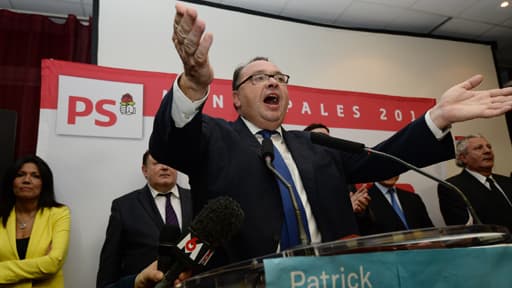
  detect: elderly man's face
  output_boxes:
[459,137,494,175]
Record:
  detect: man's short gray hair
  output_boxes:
[455,134,484,167]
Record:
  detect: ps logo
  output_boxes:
[67,96,117,127]
[56,75,143,139]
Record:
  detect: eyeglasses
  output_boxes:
[234,73,290,90]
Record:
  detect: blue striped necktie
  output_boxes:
[388,187,409,229]
[259,130,311,249]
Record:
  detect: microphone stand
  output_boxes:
[263,158,310,246]
[309,132,482,225]
[262,138,310,246]
[366,147,482,225]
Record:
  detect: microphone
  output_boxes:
[155,196,244,288]
[310,132,365,153]
[261,138,310,246]
[310,132,483,225]
[157,224,181,272]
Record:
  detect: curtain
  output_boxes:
[0,9,92,158]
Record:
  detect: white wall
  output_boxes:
[37,1,510,287]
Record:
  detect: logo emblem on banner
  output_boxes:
[120,93,136,115]
[56,75,143,139]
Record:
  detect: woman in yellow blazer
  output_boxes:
[0,155,70,288]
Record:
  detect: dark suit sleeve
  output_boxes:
[104,275,136,288]
[438,183,469,225]
[97,200,123,288]
[343,116,455,184]
[149,87,202,176]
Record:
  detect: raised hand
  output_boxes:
[430,75,512,129]
[172,3,214,100]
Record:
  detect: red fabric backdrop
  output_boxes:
[0,9,91,158]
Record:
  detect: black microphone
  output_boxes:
[261,138,310,246]
[310,132,365,153]
[310,132,483,225]
[154,196,244,288]
[157,224,181,272]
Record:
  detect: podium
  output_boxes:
[180,225,510,287]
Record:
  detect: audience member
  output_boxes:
[303,123,330,135]
[0,155,70,287]
[303,123,371,213]
[97,151,193,288]
[149,3,512,268]
[438,135,512,230]
[359,175,433,235]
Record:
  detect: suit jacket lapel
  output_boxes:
[397,190,414,223]
[178,186,193,229]
[461,169,487,190]
[233,117,262,156]
[492,174,512,207]
[6,209,19,259]
[369,186,405,228]
[137,185,164,228]
[25,208,46,259]
[282,130,317,206]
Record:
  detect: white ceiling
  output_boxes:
[1,0,511,68]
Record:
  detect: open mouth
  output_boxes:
[264,94,279,105]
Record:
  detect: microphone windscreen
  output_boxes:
[310,132,365,153]
[158,224,181,272]
[262,138,274,161]
[190,196,244,247]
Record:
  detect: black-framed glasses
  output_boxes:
[234,73,290,90]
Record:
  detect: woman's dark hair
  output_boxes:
[0,155,63,227]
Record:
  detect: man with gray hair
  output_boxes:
[438,135,512,230]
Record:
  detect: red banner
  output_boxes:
[42,59,435,132]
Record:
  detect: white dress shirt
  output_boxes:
[148,184,183,229]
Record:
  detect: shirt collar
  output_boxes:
[241,116,283,137]
[148,184,179,200]
[374,182,393,195]
[464,168,490,184]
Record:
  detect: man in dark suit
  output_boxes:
[438,135,512,231]
[96,151,193,288]
[149,3,512,269]
[359,175,433,235]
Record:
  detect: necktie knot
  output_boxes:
[158,192,178,226]
[158,192,171,198]
[486,177,498,191]
[258,130,275,139]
